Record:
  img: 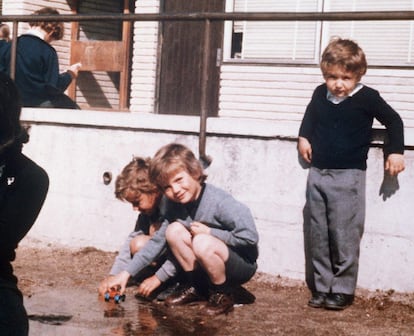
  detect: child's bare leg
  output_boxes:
[165,221,196,271]
[130,235,151,255]
[192,234,228,285]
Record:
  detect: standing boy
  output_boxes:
[149,143,259,315]
[298,38,405,310]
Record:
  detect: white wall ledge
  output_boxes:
[21,108,414,146]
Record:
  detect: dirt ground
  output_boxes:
[13,244,414,336]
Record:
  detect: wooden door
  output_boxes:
[158,0,225,116]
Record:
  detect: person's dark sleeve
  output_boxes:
[299,88,319,140]
[0,165,49,252]
[371,90,405,154]
[44,48,72,94]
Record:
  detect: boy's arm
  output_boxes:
[104,221,169,294]
[372,91,405,154]
[109,230,142,275]
[125,220,168,276]
[209,197,259,248]
[298,136,312,163]
[136,259,178,297]
[371,91,405,176]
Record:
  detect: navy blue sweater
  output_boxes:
[0,35,72,107]
[299,84,404,170]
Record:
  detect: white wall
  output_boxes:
[20,109,414,293]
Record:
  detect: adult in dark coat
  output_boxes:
[0,71,49,335]
[0,7,81,109]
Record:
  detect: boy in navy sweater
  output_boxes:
[298,38,405,310]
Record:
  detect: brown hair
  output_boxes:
[115,157,159,201]
[0,23,10,42]
[30,7,64,41]
[149,143,207,190]
[320,37,367,80]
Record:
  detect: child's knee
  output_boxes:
[165,221,188,241]
[130,235,150,255]
[192,234,214,257]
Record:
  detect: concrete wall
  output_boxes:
[20,108,414,293]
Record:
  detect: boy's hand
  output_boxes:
[136,275,161,297]
[298,137,312,163]
[105,271,130,295]
[67,62,82,78]
[98,276,115,296]
[190,221,210,236]
[385,153,405,176]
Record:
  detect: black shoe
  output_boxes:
[324,293,354,310]
[155,282,180,301]
[204,291,234,316]
[308,292,327,308]
[164,284,204,307]
[232,285,256,305]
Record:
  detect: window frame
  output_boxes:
[224,0,414,68]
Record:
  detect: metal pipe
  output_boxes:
[1,11,414,23]
[199,18,212,168]
[9,21,18,80]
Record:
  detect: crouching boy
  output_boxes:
[149,143,259,315]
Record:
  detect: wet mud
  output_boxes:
[14,245,414,336]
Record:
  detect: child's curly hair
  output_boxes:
[115,157,160,202]
[30,7,64,41]
[320,37,367,80]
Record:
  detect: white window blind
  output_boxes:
[233,0,320,61]
[323,0,414,65]
[231,0,414,66]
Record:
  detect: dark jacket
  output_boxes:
[0,35,73,107]
[0,149,49,289]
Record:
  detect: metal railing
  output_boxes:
[1,10,414,164]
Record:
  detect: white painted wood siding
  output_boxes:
[219,64,414,131]
[129,0,159,113]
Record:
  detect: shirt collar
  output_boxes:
[25,28,46,41]
[327,83,364,104]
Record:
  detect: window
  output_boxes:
[229,0,414,66]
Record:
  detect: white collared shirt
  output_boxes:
[25,28,46,41]
[327,83,364,104]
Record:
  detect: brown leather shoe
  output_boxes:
[164,285,204,306]
[204,292,234,316]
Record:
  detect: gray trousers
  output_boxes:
[304,167,366,295]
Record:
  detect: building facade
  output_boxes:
[1,0,413,292]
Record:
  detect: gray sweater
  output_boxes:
[110,196,185,282]
[116,183,259,282]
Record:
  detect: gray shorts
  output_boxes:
[225,246,257,285]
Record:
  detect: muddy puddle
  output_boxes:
[25,288,233,336]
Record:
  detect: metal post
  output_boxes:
[9,21,18,80]
[199,18,212,168]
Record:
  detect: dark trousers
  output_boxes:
[38,94,80,109]
[0,287,29,336]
